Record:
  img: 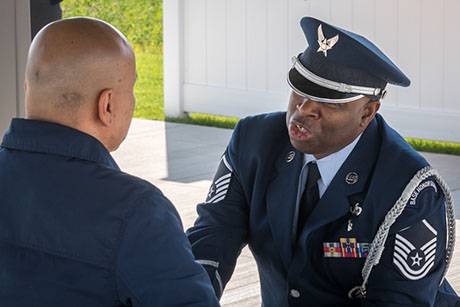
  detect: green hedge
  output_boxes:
[61,0,162,52]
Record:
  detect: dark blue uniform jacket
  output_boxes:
[187,112,459,306]
[0,119,219,307]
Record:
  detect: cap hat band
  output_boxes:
[287,76,365,103]
[291,56,385,97]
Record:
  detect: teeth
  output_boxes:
[296,124,306,133]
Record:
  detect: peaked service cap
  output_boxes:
[288,16,410,103]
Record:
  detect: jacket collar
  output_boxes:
[1,118,119,170]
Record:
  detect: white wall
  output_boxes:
[0,0,30,133]
[164,0,460,142]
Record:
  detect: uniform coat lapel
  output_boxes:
[266,140,303,269]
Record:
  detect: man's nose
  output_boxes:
[296,99,320,118]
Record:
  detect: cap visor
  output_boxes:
[288,68,363,103]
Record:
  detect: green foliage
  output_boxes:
[406,137,460,156]
[133,52,164,120]
[61,0,162,52]
[167,113,240,130]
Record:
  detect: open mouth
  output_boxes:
[295,123,308,133]
[289,119,312,141]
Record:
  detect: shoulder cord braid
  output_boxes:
[348,166,456,299]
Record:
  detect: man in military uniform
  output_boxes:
[0,18,218,306]
[187,17,459,306]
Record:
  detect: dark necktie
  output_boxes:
[297,161,321,239]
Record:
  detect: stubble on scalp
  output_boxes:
[25,17,134,119]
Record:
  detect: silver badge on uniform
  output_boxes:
[345,172,359,185]
[350,203,362,216]
[346,203,362,232]
[286,151,295,163]
[393,219,437,280]
[206,155,233,204]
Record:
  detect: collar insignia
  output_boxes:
[317,24,339,57]
[286,151,295,163]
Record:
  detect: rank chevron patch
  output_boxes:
[205,154,233,204]
[393,219,437,280]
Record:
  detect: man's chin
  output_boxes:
[289,137,316,155]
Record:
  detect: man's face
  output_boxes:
[286,91,377,158]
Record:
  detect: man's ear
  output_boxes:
[360,100,380,127]
[97,88,114,126]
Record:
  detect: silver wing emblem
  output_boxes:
[317,24,339,57]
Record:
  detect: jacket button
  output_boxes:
[290,289,301,298]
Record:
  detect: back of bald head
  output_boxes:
[25,17,134,123]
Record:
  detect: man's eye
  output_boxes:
[324,102,341,108]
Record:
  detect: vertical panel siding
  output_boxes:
[206,0,227,87]
[374,0,399,107]
[310,0,330,22]
[267,0,288,93]
[184,0,207,84]
[226,0,247,90]
[288,0,311,57]
[352,0,376,41]
[330,0,353,29]
[420,0,444,110]
[444,0,460,112]
[179,0,460,140]
[246,0,268,91]
[397,0,421,108]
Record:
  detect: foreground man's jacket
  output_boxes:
[0,118,219,307]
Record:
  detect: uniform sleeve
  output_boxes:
[115,190,220,307]
[186,121,249,299]
[362,179,457,307]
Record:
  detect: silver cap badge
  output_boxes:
[317,24,339,57]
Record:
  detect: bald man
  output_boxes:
[0,17,219,307]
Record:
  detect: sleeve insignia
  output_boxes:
[409,180,437,206]
[205,155,233,204]
[393,219,437,280]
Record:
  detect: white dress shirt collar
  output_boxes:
[303,133,362,197]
